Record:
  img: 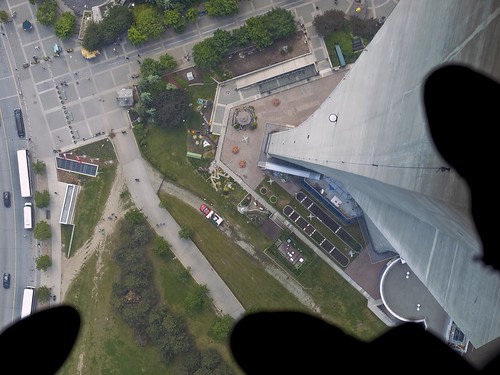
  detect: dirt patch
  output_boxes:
[225,31,311,77]
[61,167,126,299]
[165,66,205,86]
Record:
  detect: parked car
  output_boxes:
[3,191,11,208]
[211,212,224,227]
[199,203,212,217]
[199,204,224,226]
[3,273,10,289]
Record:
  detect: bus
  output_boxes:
[17,149,33,198]
[14,108,25,138]
[21,286,35,319]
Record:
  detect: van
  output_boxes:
[24,202,32,229]
[14,108,25,138]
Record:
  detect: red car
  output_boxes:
[199,204,212,217]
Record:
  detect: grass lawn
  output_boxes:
[324,30,362,66]
[159,192,307,313]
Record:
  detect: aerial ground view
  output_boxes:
[2,0,498,374]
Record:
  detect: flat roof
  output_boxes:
[235,54,317,90]
[56,156,99,177]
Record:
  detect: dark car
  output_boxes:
[3,273,10,289]
[3,191,11,208]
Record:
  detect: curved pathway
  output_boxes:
[110,130,246,320]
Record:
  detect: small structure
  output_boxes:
[236,109,252,127]
[91,6,103,22]
[335,44,346,67]
[116,88,134,107]
[22,20,33,31]
[81,48,100,59]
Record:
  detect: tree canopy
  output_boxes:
[35,190,50,208]
[34,220,52,241]
[313,9,346,36]
[36,0,57,26]
[192,8,297,70]
[54,12,76,39]
[36,255,52,271]
[151,89,190,129]
[192,29,233,70]
[0,10,9,23]
[37,286,52,302]
[206,0,239,17]
[82,5,133,51]
[164,9,186,32]
[130,5,165,45]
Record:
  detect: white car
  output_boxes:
[210,212,224,227]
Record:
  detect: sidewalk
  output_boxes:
[34,157,63,308]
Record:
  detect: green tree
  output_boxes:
[208,314,234,341]
[164,9,186,32]
[135,6,165,40]
[151,88,190,129]
[192,29,232,70]
[349,15,380,40]
[32,159,46,175]
[140,57,163,77]
[178,227,192,239]
[37,285,52,302]
[130,225,151,247]
[138,74,166,96]
[125,208,146,225]
[0,10,9,23]
[82,6,133,51]
[232,25,251,47]
[245,16,273,49]
[185,7,198,23]
[184,284,210,314]
[140,91,153,104]
[82,21,104,51]
[244,8,296,49]
[101,5,133,44]
[36,0,58,26]
[34,190,50,208]
[313,9,346,37]
[159,53,177,72]
[36,255,52,271]
[193,38,220,70]
[152,0,173,11]
[34,220,52,241]
[205,0,239,17]
[127,25,148,46]
[55,11,76,39]
[200,348,226,372]
[153,236,171,256]
[265,7,297,40]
